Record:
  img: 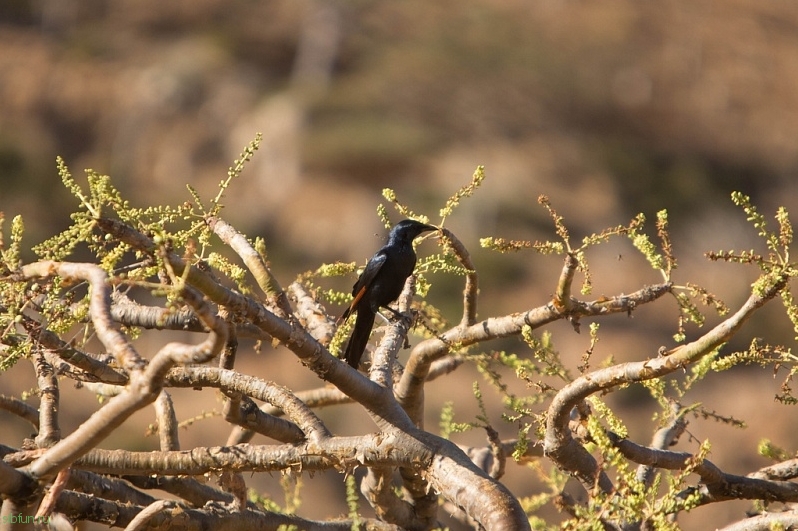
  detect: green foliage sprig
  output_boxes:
[482,197,649,295]
[209,133,262,216]
[0,214,24,272]
[439,165,485,224]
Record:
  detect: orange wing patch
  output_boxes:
[337,285,368,324]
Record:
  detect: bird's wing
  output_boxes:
[338,252,387,323]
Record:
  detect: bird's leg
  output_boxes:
[381,306,413,325]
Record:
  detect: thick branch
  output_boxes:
[423,434,530,530]
[74,437,409,475]
[19,261,144,372]
[206,216,293,317]
[544,281,785,494]
[441,228,479,327]
[361,467,426,529]
[25,280,227,481]
[166,366,325,443]
[288,281,336,346]
[397,282,672,424]
[717,512,798,531]
[0,395,39,430]
[0,460,37,501]
[751,458,798,481]
[98,217,417,429]
[74,428,531,531]
[53,488,400,531]
[31,352,60,448]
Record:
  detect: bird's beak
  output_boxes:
[421,225,440,240]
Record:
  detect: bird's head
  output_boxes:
[389,219,438,243]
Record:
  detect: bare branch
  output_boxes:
[288,281,336,345]
[67,469,156,507]
[0,395,39,430]
[110,291,269,340]
[19,261,144,373]
[53,488,401,531]
[424,435,530,530]
[123,499,176,531]
[716,512,798,531]
[206,216,293,317]
[397,282,672,424]
[369,276,417,388]
[544,281,785,494]
[610,432,798,507]
[440,228,479,327]
[751,458,798,481]
[154,391,179,451]
[31,351,60,448]
[0,459,37,499]
[18,312,126,384]
[553,252,579,313]
[35,467,68,521]
[636,401,687,487]
[166,366,328,443]
[23,273,227,481]
[361,468,425,529]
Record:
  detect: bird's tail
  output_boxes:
[343,309,375,368]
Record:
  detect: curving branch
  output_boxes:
[53,488,402,531]
[18,262,227,482]
[397,278,672,425]
[19,261,144,373]
[0,395,39,430]
[166,366,326,443]
[206,216,293,318]
[544,278,787,494]
[288,281,336,346]
[440,228,479,327]
[609,432,798,506]
[31,351,60,448]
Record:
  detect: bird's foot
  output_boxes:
[382,306,414,326]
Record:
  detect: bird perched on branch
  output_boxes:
[339,219,437,368]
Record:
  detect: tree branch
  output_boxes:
[206,216,293,318]
[19,261,144,373]
[20,268,227,481]
[31,351,60,448]
[397,281,672,425]
[544,280,784,494]
[441,228,479,327]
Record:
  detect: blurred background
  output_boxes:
[2,1,798,528]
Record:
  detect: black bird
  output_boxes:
[339,219,437,368]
